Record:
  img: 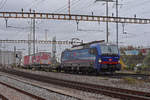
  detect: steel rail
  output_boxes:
[0,94,8,100]
[0,81,46,100]
[102,73,150,80]
[1,68,150,100]
[2,75,82,100]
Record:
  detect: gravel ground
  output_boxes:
[0,75,79,100]
[15,68,150,93]
[0,83,36,100]
[0,73,120,100]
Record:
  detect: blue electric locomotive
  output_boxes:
[61,41,121,73]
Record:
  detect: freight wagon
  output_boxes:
[24,52,51,68]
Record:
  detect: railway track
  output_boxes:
[0,94,8,100]
[1,68,150,100]
[0,75,82,100]
[103,73,150,80]
[0,81,46,100]
[61,71,150,81]
[31,67,150,81]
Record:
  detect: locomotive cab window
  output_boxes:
[89,48,97,55]
[101,45,118,55]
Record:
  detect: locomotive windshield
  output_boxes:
[100,45,118,55]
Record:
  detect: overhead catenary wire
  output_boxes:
[71,0,97,13]
[53,0,73,12]
[53,0,73,13]
[1,0,150,47]
[54,0,83,13]
[23,0,47,10]
[0,0,7,9]
[22,0,38,9]
[0,0,4,6]
[29,0,46,10]
[0,0,5,8]
[73,0,103,32]
[72,0,93,10]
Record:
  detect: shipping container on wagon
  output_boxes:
[24,55,30,65]
[23,52,51,67]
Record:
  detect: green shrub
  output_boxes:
[143,52,150,66]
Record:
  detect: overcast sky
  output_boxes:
[0,0,150,55]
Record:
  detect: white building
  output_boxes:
[0,50,22,66]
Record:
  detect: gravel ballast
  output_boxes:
[0,72,120,100]
[15,68,150,93]
[0,75,79,100]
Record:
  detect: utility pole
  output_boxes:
[122,23,125,34]
[28,19,32,56]
[106,0,109,43]
[5,18,8,28]
[95,0,116,43]
[36,46,38,53]
[52,36,57,64]
[28,34,30,55]
[68,0,71,15]
[116,0,119,47]
[76,20,79,31]
[33,10,36,65]
[29,8,32,56]
[14,46,16,67]
[7,52,9,66]
[45,29,48,41]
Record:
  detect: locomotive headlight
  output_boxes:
[98,59,102,63]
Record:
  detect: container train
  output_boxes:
[24,52,51,68]
[23,41,121,74]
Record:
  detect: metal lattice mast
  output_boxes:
[52,36,57,64]
[106,0,109,43]
[116,0,119,46]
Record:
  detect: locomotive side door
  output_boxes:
[89,47,98,70]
